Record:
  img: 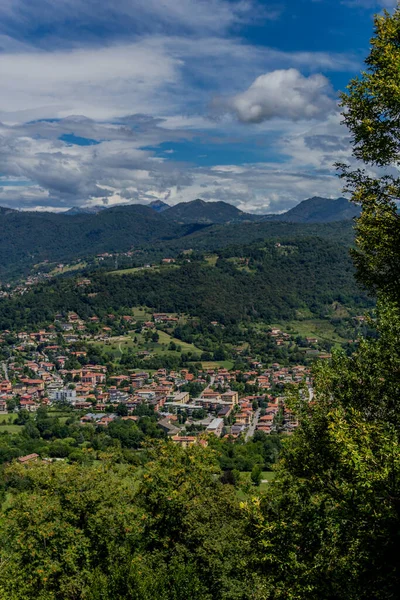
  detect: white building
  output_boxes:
[50,388,77,403]
[206,418,224,437]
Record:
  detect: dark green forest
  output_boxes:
[0,237,371,331]
[0,200,355,280]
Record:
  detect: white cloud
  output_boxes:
[0,35,356,126]
[162,162,344,214]
[0,0,280,49]
[0,0,363,214]
[0,42,181,123]
[0,111,350,214]
[218,68,336,123]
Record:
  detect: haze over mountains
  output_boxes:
[0,196,359,281]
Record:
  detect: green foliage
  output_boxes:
[0,444,260,600]
[0,203,356,282]
[0,462,140,600]
[339,7,400,302]
[213,432,282,472]
[244,303,400,599]
[250,464,262,486]
[0,237,371,331]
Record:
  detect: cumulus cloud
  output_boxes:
[0,34,358,126]
[0,115,202,210]
[218,68,337,123]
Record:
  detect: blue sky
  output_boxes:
[0,0,396,212]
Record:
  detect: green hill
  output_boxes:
[162,199,259,224]
[269,196,360,223]
[0,199,358,281]
[0,237,371,331]
[0,205,191,279]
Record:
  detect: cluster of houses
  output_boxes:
[0,308,314,440]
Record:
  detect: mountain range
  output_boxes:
[156,196,360,224]
[0,197,359,281]
[60,196,360,224]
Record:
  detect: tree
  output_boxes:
[0,462,140,600]
[246,305,400,600]
[15,409,30,425]
[0,445,259,600]
[131,443,258,598]
[23,421,40,439]
[338,6,400,303]
[242,8,400,599]
[116,403,128,417]
[6,398,16,412]
[250,464,262,486]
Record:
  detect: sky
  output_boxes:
[0,0,397,213]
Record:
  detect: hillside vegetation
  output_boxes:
[0,237,371,330]
[0,199,356,280]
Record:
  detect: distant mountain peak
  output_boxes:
[149,200,170,213]
[63,205,108,215]
[269,196,360,224]
[162,199,258,224]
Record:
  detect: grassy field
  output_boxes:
[0,424,23,434]
[47,411,72,424]
[0,410,73,435]
[201,360,234,370]
[109,264,179,276]
[0,413,18,424]
[50,262,87,276]
[156,331,201,355]
[108,266,152,276]
[92,336,136,358]
[241,471,275,483]
[259,471,275,492]
[204,254,219,267]
[237,471,276,497]
[91,330,203,360]
[131,307,152,319]
[273,319,350,345]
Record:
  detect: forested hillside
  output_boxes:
[150,219,355,255]
[268,196,360,223]
[0,205,195,280]
[0,201,355,281]
[0,237,371,331]
[161,198,259,223]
